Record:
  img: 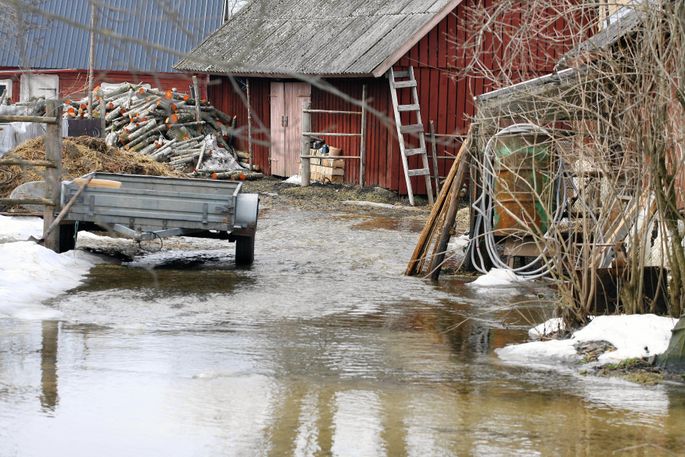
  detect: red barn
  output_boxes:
[0,0,228,103]
[176,0,570,197]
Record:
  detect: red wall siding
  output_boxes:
[207,76,272,175]
[0,69,203,103]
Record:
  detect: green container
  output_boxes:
[492,132,554,235]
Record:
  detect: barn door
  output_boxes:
[270,82,311,177]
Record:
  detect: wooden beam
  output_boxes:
[0,158,56,168]
[0,115,58,124]
[42,101,63,252]
[406,133,471,276]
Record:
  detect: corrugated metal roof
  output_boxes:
[0,0,225,73]
[174,0,460,77]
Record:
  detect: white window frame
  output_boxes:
[0,79,12,100]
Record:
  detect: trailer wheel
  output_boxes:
[57,223,77,253]
[234,235,255,266]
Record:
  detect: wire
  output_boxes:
[469,123,568,279]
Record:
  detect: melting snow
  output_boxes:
[470,268,525,287]
[498,314,678,366]
[0,240,98,319]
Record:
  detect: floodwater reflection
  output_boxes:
[0,208,684,456]
[40,320,59,412]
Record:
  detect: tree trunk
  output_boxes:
[658,316,685,372]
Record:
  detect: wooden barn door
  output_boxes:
[270,82,311,177]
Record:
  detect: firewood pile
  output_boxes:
[60,82,258,177]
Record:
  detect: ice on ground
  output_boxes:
[497,339,580,365]
[0,215,43,242]
[0,241,98,319]
[497,314,678,367]
[470,268,525,287]
[528,317,566,340]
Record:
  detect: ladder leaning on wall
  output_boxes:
[388,66,434,206]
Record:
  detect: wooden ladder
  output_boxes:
[389,66,434,206]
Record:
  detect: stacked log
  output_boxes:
[61,82,248,175]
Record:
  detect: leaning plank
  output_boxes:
[405,134,471,276]
[428,150,469,280]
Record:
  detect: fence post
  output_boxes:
[246,78,253,170]
[301,102,311,187]
[192,76,201,123]
[359,84,367,188]
[99,97,106,138]
[429,120,440,196]
[43,100,63,252]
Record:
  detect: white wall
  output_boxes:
[19,74,59,102]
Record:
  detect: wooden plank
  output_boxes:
[393,80,417,89]
[398,103,421,112]
[405,148,425,157]
[359,84,367,187]
[429,148,469,280]
[406,133,470,276]
[430,120,440,194]
[0,115,58,124]
[400,123,424,134]
[408,168,430,177]
[0,198,55,207]
[42,100,62,252]
[0,158,56,168]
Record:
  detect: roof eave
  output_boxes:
[371,0,465,78]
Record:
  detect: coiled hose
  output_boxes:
[469,123,568,279]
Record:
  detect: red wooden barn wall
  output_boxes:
[0,69,202,103]
[206,0,571,194]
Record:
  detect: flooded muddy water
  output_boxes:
[1,206,685,456]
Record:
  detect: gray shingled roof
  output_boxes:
[0,0,225,73]
[175,0,461,77]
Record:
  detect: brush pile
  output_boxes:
[0,136,178,197]
[59,82,256,176]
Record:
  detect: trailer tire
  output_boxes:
[57,223,77,253]
[235,235,255,266]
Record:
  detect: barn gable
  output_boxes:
[175,0,463,77]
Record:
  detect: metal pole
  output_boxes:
[301,101,311,186]
[43,100,63,252]
[359,84,367,188]
[247,78,253,170]
[87,2,96,117]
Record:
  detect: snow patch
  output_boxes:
[447,234,470,254]
[285,175,301,185]
[0,241,99,319]
[497,314,678,367]
[528,317,566,340]
[0,215,43,242]
[470,268,525,287]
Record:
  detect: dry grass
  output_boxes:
[0,136,179,197]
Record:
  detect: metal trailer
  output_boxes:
[59,172,259,265]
